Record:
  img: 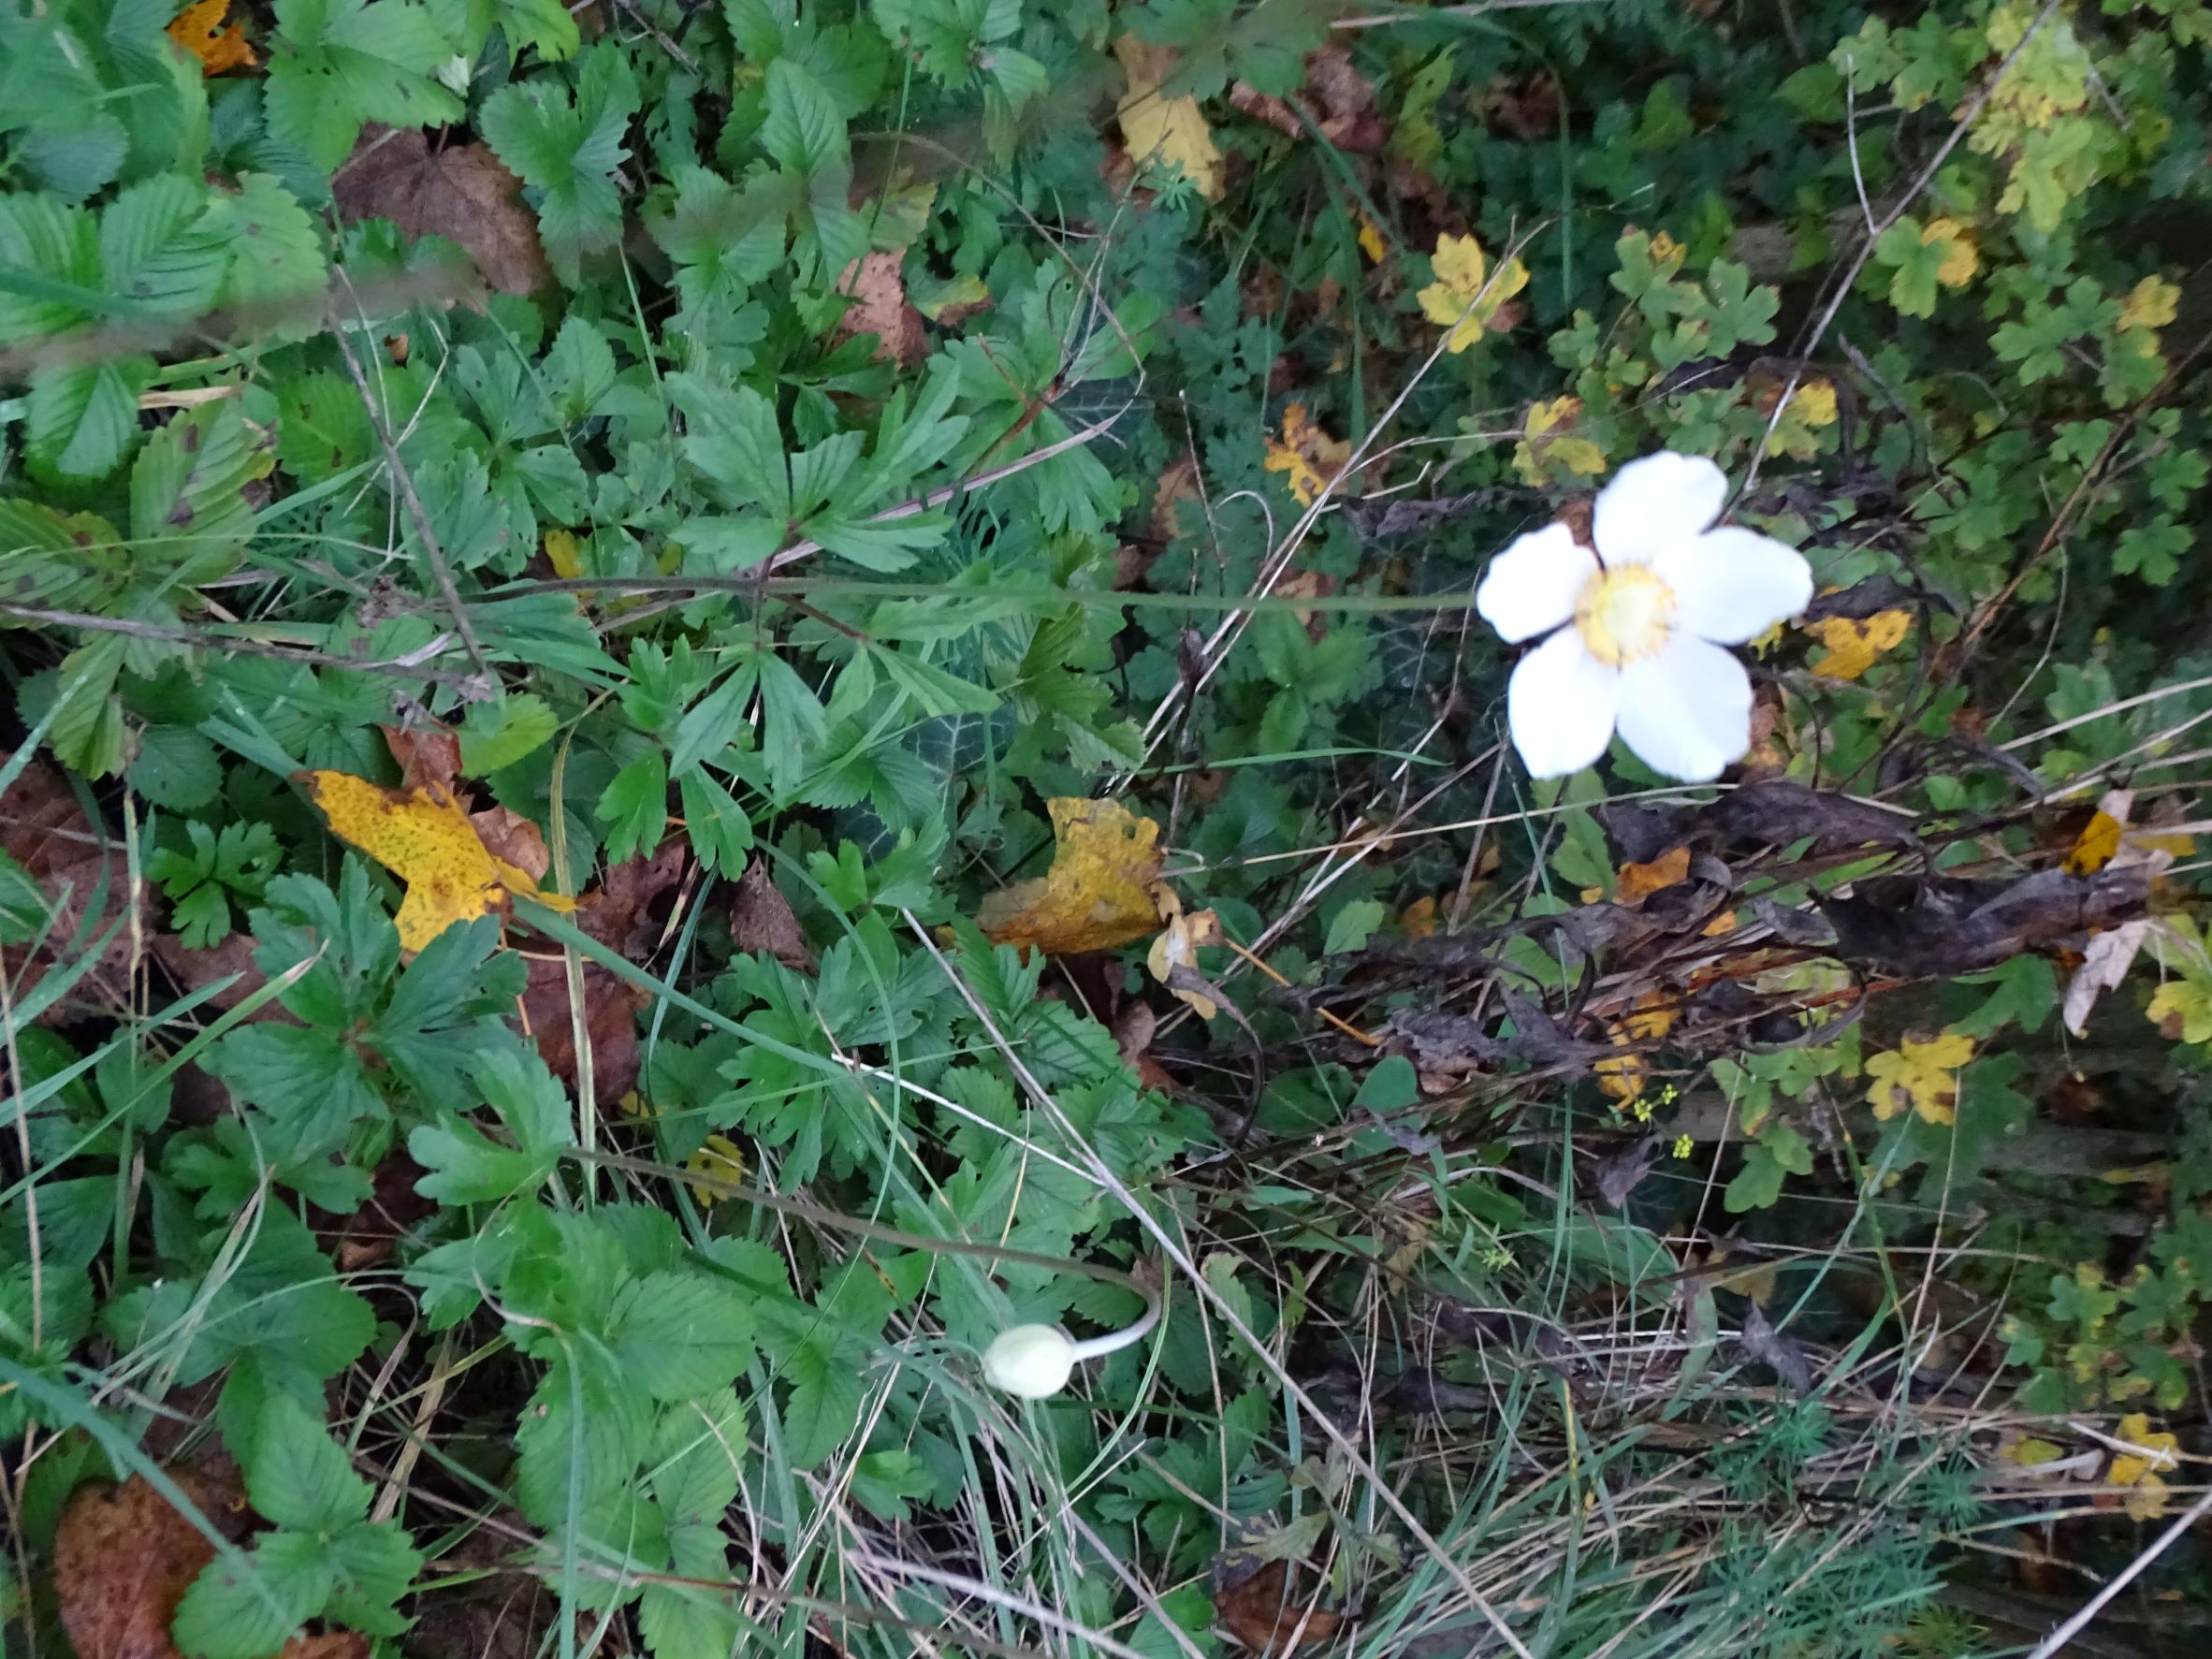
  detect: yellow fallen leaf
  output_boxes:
[978,797,1170,954]
[544,528,586,579]
[1401,894,1437,939]
[1805,610,1911,680]
[2065,809,2125,876]
[1864,1031,1973,1125]
[1262,401,1353,507]
[1115,36,1223,201]
[2119,273,2180,333]
[301,770,573,953]
[2111,1413,2179,1520]
[167,0,255,74]
[1921,217,1978,288]
[1615,845,1690,904]
[685,1133,748,1206]
[1790,379,1841,428]
[2005,1436,2067,1467]
[1357,215,1388,262]
[1147,890,1223,1018]
[2148,979,2212,1043]
[1512,395,1608,484]
[1418,232,1528,352]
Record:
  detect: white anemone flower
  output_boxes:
[1476,451,1813,782]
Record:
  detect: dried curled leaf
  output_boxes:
[1262,402,1352,507]
[1148,891,1224,1017]
[301,770,573,952]
[979,797,1168,954]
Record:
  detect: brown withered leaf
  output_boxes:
[2,758,140,1020]
[333,125,551,296]
[518,846,688,1105]
[1709,781,1922,857]
[1214,1559,1343,1655]
[733,860,814,972]
[380,720,462,793]
[835,251,927,369]
[522,956,645,1107]
[53,1471,245,1659]
[1821,866,2149,977]
[1229,44,1384,153]
[469,805,551,884]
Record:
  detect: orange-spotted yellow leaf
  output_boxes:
[301,769,572,952]
[979,797,1169,954]
[166,0,256,73]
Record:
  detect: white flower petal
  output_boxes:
[1476,521,1598,643]
[1593,451,1728,565]
[1507,629,1620,778]
[1615,634,1754,782]
[1654,527,1813,644]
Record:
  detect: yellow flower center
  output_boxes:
[1575,564,1677,666]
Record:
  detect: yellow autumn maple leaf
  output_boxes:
[1511,395,1608,485]
[2110,1413,2180,1483]
[301,770,572,952]
[2148,979,2212,1043]
[1418,233,1529,352]
[1805,609,1912,680]
[1864,1031,1974,1125]
[1920,218,1979,288]
[1114,36,1223,201]
[2119,273,2180,333]
[1262,401,1353,507]
[166,0,256,73]
[978,797,1171,954]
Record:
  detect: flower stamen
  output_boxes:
[1575,565,1677,666]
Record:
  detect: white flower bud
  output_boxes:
[982,1324,1078,1399]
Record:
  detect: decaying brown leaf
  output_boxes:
[380,720,462,793]
[978,798,1171,954]
[520,846,689,1105]
[1230,44,1385,153]
[1820,866,2148,977]
[733,859,815,972]
[333,125,552,297]
[1,758,141,1021]
[835,251,927,369]
[53,1471,244,1659]
[1214,1559,1343,1655]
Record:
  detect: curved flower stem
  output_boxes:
[1066,1287,1162,1363]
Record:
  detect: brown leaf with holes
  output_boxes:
[733,860,814,972]
[835,251,927,369]
[1215,1561,1343,1655]
[2,758,141,1021]
[333,125,551,297]
[53,1471,247,1659]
